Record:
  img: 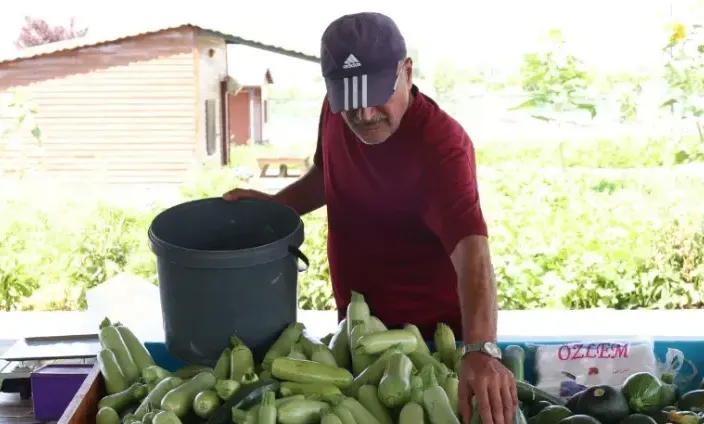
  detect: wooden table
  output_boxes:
[256,155,311,178]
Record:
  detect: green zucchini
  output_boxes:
[96,406,121,424]
[355,329,418,355]
[621,372,667,415]
[368,316,388,333]
[288,343,308,360]
[331,405,357,424]
[172,365,212,379]
[298,328,325,358]
[501,345,525,382]
[214,379,241,401]
[277,398,328,424]
[192,390,220,419]
[420,364,460,424]
[133,376,183,419]
[279,381,342,400]
[160,371,217,417]
[262,322,305,371]
[142,411,157,424]
[310,343,338,368]
[230,335,255,381]
[442,373,459,417]
[346,292,370,339]
[141,365,171,384]
[213,348,231,380]
[433,324,456,368]
[357,385,393,424]
[271,357,354,388]
[151,410,182,424]
[321,409,344,424]
[256,392,276,424]
[114,324,155,374]
[99,326,140,384]
[338,396,382,424]
[328,319,351,370]
[349,321,374,376]
[98,348,128,395]
[404,324,431,356]
[377,352,413,408]
[399,401,425,424]
[344,345,403,397]
[98,382,148,414]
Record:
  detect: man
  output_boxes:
[223,12,517,424]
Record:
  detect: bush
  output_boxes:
[475,136,699,169]
[1,140,704,312]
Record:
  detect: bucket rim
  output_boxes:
[148,197,304,258]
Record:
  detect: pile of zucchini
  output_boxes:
[228,291,553,424]
[95,318,259,424]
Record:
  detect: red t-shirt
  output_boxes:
[313,85,487,339]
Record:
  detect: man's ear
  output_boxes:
[404,58,414,84]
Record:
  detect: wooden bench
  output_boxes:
[256,155,312,178]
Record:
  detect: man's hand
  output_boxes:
[222,188,272,202]
[459,352,517,424]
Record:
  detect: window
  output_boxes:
[205,99,217,156]
[263,100,269,123]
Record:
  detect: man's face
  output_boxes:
[341,59,414,145]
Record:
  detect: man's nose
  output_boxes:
[359,107,376,121]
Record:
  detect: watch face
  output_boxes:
[483,342,501,358]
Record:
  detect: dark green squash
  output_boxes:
[677,389,704,412]
[529,401,555,418]
[566,390,586,414]
[575,385,629,424]
[557,415,601,424]
[619,413,657,424]
[527,405,572,424]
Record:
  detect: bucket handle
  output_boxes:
[288,246,310,272]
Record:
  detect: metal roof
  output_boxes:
[0,21,321,66]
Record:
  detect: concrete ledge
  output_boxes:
[3,309,704,344]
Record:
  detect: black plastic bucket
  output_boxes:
[148,197,308,365]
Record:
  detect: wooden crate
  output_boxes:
[57,364,103,424]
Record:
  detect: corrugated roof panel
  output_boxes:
[0,21,320,66]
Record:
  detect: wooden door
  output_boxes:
[228,91,251,146]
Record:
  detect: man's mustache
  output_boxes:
[352,115,387,126]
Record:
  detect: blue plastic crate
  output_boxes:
[145,342,187,372]
[146,338,703,391]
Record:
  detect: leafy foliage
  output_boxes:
[661,22,704,163]
[511,29,596,122]
[15,16,88,49]
[1,153,703,312]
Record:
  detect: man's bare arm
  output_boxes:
[274,164,326,216]
[450,235,498,344]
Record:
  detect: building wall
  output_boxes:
[194,34,228,165]
[0,28,201,185]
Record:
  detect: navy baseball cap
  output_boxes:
[320,12,407,114]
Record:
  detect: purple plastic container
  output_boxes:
[31,364,93,421]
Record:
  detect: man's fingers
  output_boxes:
[222,189,266,201]
[509,376,518,407]
[476,383,494,424]
[459,380,473,424]
[501,378,515,424]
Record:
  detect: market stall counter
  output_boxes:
[58,306,704,424]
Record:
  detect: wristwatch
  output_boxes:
[461,342,502,359]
